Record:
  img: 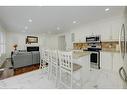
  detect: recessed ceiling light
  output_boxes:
[28,19,32,22]
[25,26,28,30]
[73,21,77,24]
[105,8,110,12]
[57,27,60,30]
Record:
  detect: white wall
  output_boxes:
[55,15,124,50]
[6,32,46,57]
[43,34,58,50]
[6,32,60,57]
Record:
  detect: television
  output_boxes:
[27,46,39,52]
[26,36,38,44]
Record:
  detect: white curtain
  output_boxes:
[0,31,6,56]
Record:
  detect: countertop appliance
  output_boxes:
[119,23,127,89]
[84,35,102,69]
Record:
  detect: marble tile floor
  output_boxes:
[82,69,123,89]
[0,70,56,89]
[0,68,124,89]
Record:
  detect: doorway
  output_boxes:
[58,35,66,51]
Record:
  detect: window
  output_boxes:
[0,31,6,56]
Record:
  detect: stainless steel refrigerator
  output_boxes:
[119,20,127,88]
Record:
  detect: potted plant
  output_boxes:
[13,44,18,51]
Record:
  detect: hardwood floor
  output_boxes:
[14,64,40,75]
[0,58,40,79]
[0,58,14,80]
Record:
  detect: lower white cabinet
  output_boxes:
[100,52,113,71]
[73,55,90,82]
[100,51,123,73]
[112,53,123,73]
[74,55,90,71]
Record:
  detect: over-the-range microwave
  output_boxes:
[86,36,100,42]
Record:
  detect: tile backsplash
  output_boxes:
[102,41,118,49]
[73,43,87,50]
[73,41,119,51]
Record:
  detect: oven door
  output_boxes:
[90,51,100,69]
[91,53,97,63]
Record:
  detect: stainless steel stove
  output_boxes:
[84,35,102,69]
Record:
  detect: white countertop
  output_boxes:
[73,50,90,59]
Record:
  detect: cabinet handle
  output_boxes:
[119,67,127,82]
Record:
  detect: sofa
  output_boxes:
[12,51,40,69]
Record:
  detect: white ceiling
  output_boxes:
[0,6,125,34]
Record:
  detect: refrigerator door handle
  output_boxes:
[123,24,126,57]
[119,67,127,82]
[119,24,125,59]
[119,24,122,58]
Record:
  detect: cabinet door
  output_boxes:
[113,53,123,73]
[111,19,124,41]
[79,55,90,81]
[100,52,113,71]
[99,23,111,41]
[111,23,121,41]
